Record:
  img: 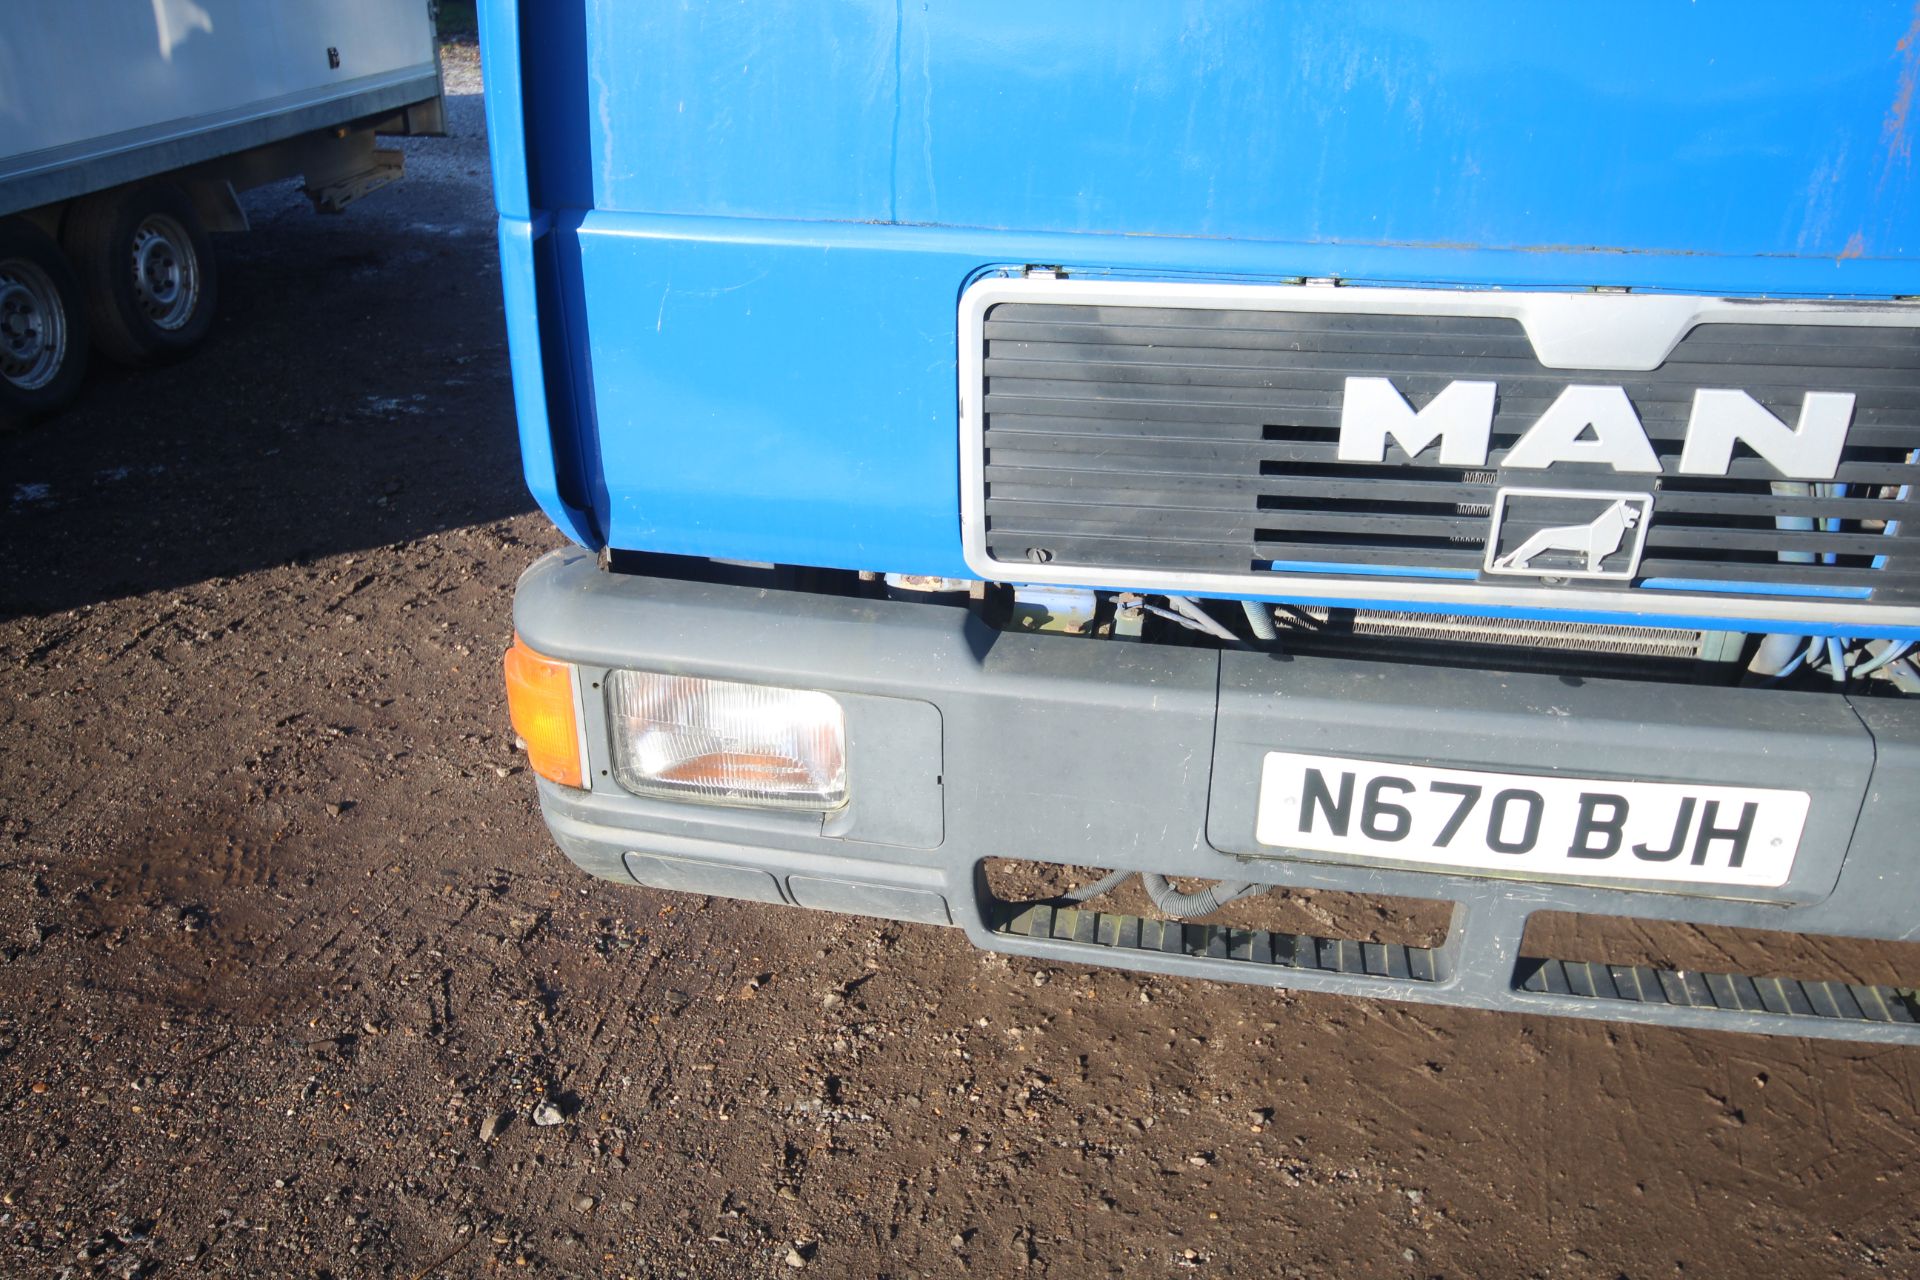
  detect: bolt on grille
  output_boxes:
[977,301,1920,609]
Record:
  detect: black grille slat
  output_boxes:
[989,406,1920,444]
[1638,527,1898,556]
[991,467,1910,521]
[1653,491,1911,520]
[989,354,1594,386]
[980,303,1920,608]
[989,356,1920,400]
[984,303,1519,335]
[986,330,1542,360]
[989,439,1920,487]
[1253,510,1486,537]
[988,403,1920,444]
[992,506,1262,542]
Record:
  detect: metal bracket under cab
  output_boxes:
[958,277,1920,631]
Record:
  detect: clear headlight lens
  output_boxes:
[605,670,848,810]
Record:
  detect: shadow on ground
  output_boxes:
[0,87,528,621]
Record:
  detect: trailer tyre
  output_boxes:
[65,183,218,367]
[0,217,90,427]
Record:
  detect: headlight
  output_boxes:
[605,670,848,811]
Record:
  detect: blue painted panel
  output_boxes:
[580,0,1919,260]
[499,215,597,547]
[580,0,898,221]
[475,0,528,219]
[573,222,977,570]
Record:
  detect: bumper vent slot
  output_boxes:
[1265,605,1719,677]
[987,902,1920,1033]
[993,901,1447,981]
[1270,606,1704,657]
[1516,958,1920,1025]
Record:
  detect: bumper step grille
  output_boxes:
[995,901,1445,981]
[989,901,1920,1031]
[1515,957,1920,1025]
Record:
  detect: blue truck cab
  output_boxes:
[483,2,1920,1039]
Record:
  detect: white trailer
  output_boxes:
[0,0,444,422]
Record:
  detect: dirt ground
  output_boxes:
[3,43,1918,1280]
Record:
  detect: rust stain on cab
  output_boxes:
[1880,2,1920,190]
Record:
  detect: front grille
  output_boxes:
[974,292,1920,619]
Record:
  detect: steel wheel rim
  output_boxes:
[130,213,199,331]
[0,257,66,391]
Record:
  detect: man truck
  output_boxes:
[487,2,1920,1041]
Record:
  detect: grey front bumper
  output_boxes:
[516,549,1920,1041]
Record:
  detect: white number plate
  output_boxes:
[1254,751,1809,889]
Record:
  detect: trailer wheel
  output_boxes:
[0,217,90,427]
[64,183,218,366]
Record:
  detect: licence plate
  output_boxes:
[1254,752,1810,889]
